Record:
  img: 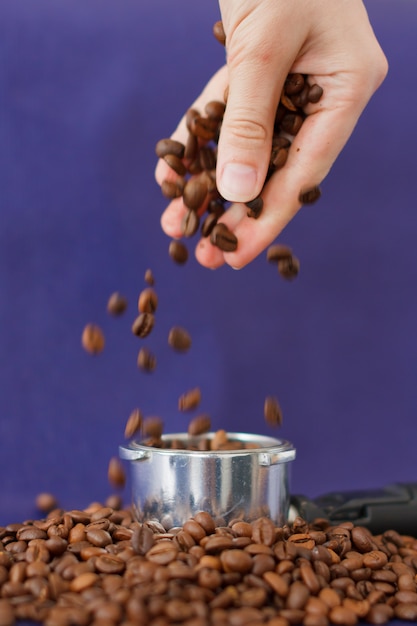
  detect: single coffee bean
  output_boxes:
[271,147,289,170]
[106,292,128,316]
[178,387,202,412]
[142,416,164,439]
[169,239,188,265]
[181,209,200,238]
[138,287,158,314]
[146,541,179,565]
[246,196,264,219]
[284,73,305,95]
[281,112,304,135]
[184,131,199,161]
[183,176,208,211]
[307,84,324,103]
[161,178,185,199]
[144,268,155,285]
[163,153,187,176]
[278,256,300,280]
[188,414,211,436]
[35,492,58,513]
[299,186,322,204]
[137,347,156,372]
[205,100,226,121]
[124,408,143,439]
[81,323,105,354]
[155,138,185,159]
[131,524,155,555]
[107,457,126,489]
[190,116,219,141]
[210,223,238,252]
[213,20,226,45]
[168,326,192,352]
[201,212,218,238]
[264,396,283,428]
[267,244,293,263]
[131,312,155,338]
[280,92,298,112]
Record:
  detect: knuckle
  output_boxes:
[223,112,269,147]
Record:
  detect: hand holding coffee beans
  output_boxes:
[156,4,387,269]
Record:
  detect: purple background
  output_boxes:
[0,0,416,553]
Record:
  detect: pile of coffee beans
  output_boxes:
[1,505,417,626]
[156,20,323,268]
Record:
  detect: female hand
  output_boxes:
[156,0,388,269]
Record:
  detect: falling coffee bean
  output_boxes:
[138,288,158,314]
[144,268,155,285]
[264,396,283,428]
[266,244,293,263]
[137,347,156,372]
[168,326,192,352]
[107,292,128,316]
[178,387,202,411]
[81,323,105,354]
[278,256,300,280]
[142,416,164,439]
[35,492,58,513]
[107,457,126,489]
[131,312,155,338]
[169,240,188,265]
[188,414,211,436]
[124,408,143,439]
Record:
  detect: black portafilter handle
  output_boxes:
[290,482,417,536]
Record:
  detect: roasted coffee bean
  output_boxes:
[285,73,305,95]
[308,84,324,103]
[299,185,322,204]
[271,147,289,170]
[278,256,300,280]
[163,153,187,176]
[107,457,126,489]
[213,20,226,45]
[183,176,208,211]
[142,416,164,439]
[137,347,156,372]
[138,287,158,314]
[124,408,143,439]
[267,244,293,263]
[201,212,218,238]
[169,239,188,264]
[144,268,155,285]
[131,312,155,338]
[190,116,219,141]
[35,492,58,513]
[246,196,264,219]
[188,414,211,436]
[199,146,217,171]
[155,138,185,159]
[210,223,238,252]
[161,178,185,199]
[281,112,304,135]
[264,396,283,428]
[181,209,200,238]
[132,524,155,555]
[81,323,105,354]
[168,326,192,352]
[178,387,202,411]
[106,291,128,316]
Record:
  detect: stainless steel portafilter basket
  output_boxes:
[119,432,296,529]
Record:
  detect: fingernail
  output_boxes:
[219,163,258,202]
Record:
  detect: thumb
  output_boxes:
[216,13,301,203]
